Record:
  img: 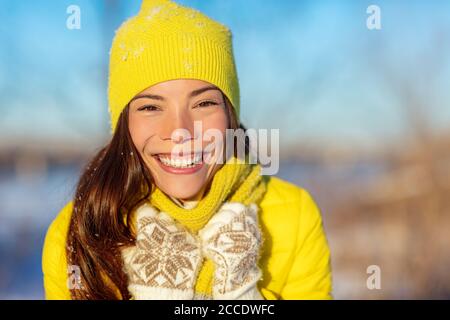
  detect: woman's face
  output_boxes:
[128,79,228,202]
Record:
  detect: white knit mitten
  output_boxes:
[198,202,264,300]
[121,203,203,300]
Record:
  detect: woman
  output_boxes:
[42,0,332,300]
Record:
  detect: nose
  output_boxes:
[160,108,196,144]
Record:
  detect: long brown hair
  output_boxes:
[67,93,246,299]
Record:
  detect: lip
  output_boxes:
[153,153,205,175]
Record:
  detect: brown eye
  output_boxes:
[138,105,161,111]
[197,100,218,108]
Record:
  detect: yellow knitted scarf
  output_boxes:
[148,155,267,298]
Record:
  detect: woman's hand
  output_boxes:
[122,203,203,300]
[198,202,264,299]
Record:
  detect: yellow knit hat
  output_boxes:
[107,0,240,134]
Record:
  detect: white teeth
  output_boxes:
[157,154,202,168]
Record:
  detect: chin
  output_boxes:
[156,176,206,201]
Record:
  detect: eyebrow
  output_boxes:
[189,85,220,98]
[130,85,220,103]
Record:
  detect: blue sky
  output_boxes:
[1,0,449,151]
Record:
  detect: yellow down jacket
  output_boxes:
[42,176,333,299]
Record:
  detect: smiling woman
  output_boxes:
[42,0,332,300]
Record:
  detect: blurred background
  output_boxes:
[1,0,449,299]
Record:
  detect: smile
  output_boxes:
[152,152,206,174]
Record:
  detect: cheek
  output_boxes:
[200,110,228,134]
[128,115,158,150]
[199,112,228,159]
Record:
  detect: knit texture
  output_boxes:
[107,0,240,133]
[198,202,265,299]
[147,155,267,298]
[123,205,203,299]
